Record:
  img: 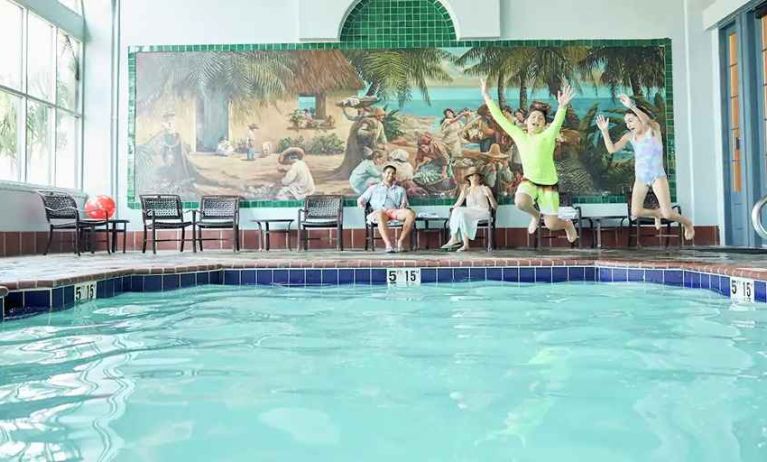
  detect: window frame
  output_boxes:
[0,0,84,189]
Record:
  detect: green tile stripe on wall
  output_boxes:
[126,0,675,209]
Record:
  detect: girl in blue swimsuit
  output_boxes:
[596,95,695,241]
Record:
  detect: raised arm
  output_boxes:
[480,79,525,142]
[545,81,575,135]
[619,95,660,132]
[596,115,631,154]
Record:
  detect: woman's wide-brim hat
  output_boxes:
[463,166,483,181]
[278,147,305,164]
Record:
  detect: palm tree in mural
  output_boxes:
[455,47,526,107]
[329,48,453,178]
[578,46,665,97]
[137,51,295,151]
[457,46,584,112]
[343,48,453,106]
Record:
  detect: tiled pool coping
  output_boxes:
[2,257,765,320]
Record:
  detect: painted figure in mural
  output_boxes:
[215,137,234,156]
[479,143,516,196]
[350,148,385,194]
[386,148,424,195]
[357,164,416,253]
[513,108,528,129]
[481,78,579,243]
[276,147,316,200]
[158,111,195,182]
[441,166,497,252]
[463,104,497,153]
[245,123,261,161]
[412,132,454,194]
[333,106,387,178]
[596,95,695,240]
[358,108,388,150]
[440,108,473,173]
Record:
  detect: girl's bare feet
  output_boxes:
[564,221,578,243]
[528,216,540,234]
[683,223,695,241]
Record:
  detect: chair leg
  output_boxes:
[142,226,148,253]
[75,227,81,256]
[44,226,54,256]
[535,225,542,249]
[337,225,343,251]
[180,227,186,252]
[234,226,240,252]
[152,228,157,254]
[487,226,493,252]
[192,224,197,253]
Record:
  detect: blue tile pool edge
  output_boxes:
[2,266,765,320]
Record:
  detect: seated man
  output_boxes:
[357,164,416,253]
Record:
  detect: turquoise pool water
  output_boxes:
[1,282,766,461]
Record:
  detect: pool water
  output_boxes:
[1,282,766,461]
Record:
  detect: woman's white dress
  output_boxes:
[449,187,491,240]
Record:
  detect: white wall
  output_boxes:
[10,0,719,233]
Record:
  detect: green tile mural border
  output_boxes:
[127,38,675,210]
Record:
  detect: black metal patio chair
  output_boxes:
[37,190,110,256]
[297,195,344,251]
[140,194,193,254]
[193,195,241,251]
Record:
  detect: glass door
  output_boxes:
[756,5,767,246]
[721,23,750,246]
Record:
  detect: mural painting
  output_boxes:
[132,44,670,201]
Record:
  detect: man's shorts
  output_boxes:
[516,180,559,215]
[367,208,405,223]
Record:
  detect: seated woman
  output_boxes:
[441,166,497,252]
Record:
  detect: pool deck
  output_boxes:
[0,247,765,291]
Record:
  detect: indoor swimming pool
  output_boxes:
[1,282,765,461]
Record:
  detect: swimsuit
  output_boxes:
[631,133,666,185]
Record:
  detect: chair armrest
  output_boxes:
[672,204,682,214]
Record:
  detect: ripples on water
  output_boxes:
[1,282,766,461]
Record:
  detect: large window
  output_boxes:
[0,0,82,187]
